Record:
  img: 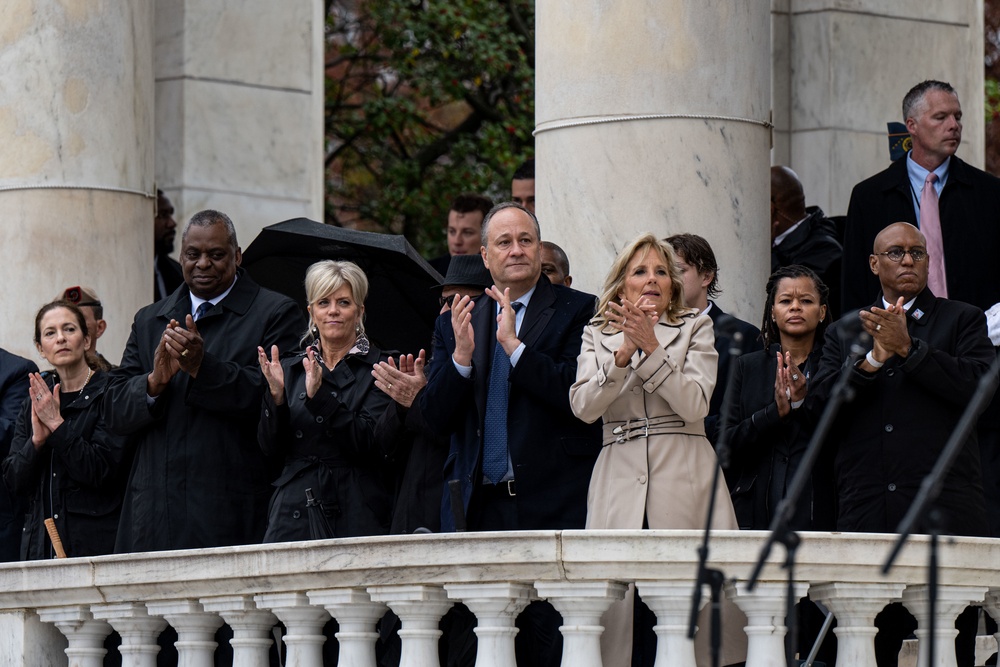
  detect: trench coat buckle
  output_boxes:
[613,417,649,443]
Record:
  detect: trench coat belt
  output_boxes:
[602,416,699,446]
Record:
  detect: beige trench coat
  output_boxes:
[570,311,738,531]
[570,311,745,667]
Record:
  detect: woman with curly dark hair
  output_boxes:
[724,264,834,531]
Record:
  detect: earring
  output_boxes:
[311,323,318,338]
[355,322,362,335]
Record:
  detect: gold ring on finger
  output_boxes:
[181,349,189,357]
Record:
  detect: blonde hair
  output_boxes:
[302,260,368,342]
[594,233,691,327]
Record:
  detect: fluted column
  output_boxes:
[92,603,167,667]
[368,585,452,667]
[725,581,806,667]
[901,585,986,667]
[535,0,770,318]
[146,601,223,667]
[308,588,386,667]
[37,606,113,667]
[534,580,627,667]
[445,583,535,667]
[0,0,154,360]
[811,582,905,667]
[256,593,330,667]
[200,596,276,667]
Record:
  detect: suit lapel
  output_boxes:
[519,278,555,348]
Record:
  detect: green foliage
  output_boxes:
[324,0,535,256]
[987,78,1000,124]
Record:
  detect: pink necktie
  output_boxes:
[921,173,948,298]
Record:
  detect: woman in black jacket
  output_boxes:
[257,260,396,541]
[724,265,835,531]
[3,301,128,559]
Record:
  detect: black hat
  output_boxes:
[439,254,493,289]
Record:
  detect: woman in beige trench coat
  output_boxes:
[569,233,745,667]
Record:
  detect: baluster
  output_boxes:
[146,600,223,667]
[445,582,535,667]
[368,585,452,667]
[533,580,627,667]
[91,603,168,667]
[811,582,906,667]
[201,596,277,667]
[309,588,386,667]
[37,605,113,667]
[724,581,806,667]
[256,592,330,667]
[901,584,986,667]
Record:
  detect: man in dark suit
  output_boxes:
[0,348,38,562]
[107,210,303,552]
[422,202,601,532]
[665,234,762,447]
[841,80,1000,315]
[814,222,993,667]
[770,166,843,317]
[840,80,1000,539]
[154,189,185,302]
[420,202,601,667]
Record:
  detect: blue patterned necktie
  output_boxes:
[194,302,212,321]
[482,302,523,484]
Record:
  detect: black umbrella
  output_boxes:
[242,218,443,354]
[304,488,335,540]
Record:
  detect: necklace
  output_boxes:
[64,368,93,393]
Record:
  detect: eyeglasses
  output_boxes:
[438,293,458,309]
[875,248,927,262]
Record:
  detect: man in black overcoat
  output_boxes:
[106,210,303,552]
[0,348,38,561]
[814,222,994,667]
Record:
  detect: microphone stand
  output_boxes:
[688,330,743,667]
[747,330,869,667]
[881,351,1000,667]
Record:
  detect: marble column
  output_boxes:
[725,581,806,667]
[535,0,771,321]
[771,0,984,217]
[0,0,154,360]
[153,0,324,251]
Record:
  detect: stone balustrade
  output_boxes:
[0,530,998,667]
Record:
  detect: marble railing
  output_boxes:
[1,530,999,667]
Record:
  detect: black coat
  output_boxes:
[259,345,397,541]
[154,254,185,303]
[724,345,834,531]
[842,155,1000,313]
[377,390,448,534]
[3,372,129,559]
[0,349,37,562]
[106,270,304,551]
[771,206,843,318]
[420,276,602,532]
[810,290,994,536]
[705,304,762,446]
